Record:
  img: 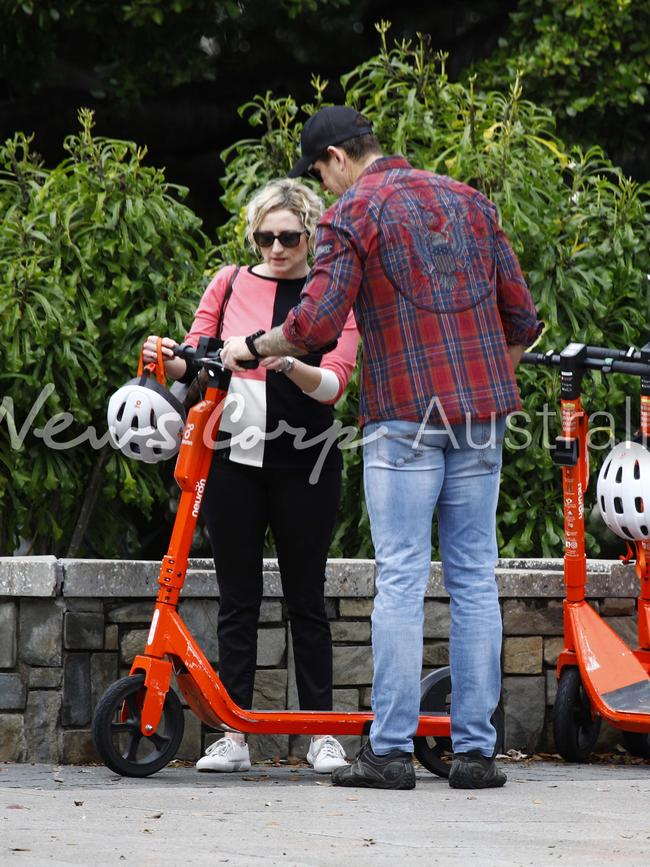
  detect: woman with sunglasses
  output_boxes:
[142,178,358,774]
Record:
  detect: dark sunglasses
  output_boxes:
[308,166,323,183]
[253,230,307,248]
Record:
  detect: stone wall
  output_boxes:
[0,556,640,764]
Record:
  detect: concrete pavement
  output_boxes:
[1,758,649,866]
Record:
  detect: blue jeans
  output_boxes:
[363,416,505,756]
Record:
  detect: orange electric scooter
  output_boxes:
[93,339,502,777]
[523,341,650,761]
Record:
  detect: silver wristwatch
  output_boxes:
[281,356,296,375]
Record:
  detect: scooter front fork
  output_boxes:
[129,655,173,735]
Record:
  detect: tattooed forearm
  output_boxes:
[255,326,302,358]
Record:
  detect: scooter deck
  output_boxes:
[569,602,650,728]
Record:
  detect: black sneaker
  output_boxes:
[449,750,507,789]
[331,742,415,790]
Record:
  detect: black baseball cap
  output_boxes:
[288,105,374,178]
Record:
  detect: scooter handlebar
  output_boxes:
[522,349,650,378]
[173,342,259,370]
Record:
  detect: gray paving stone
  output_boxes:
[503,599,564,636]
[29,667,62,689]
[503,636,543,674]
[64,598,103,612]
[543,636,565,667]
[253,669,288,709]
[546,669,558,706]
[0,673,27,710]
[333,645,373,686]
[330,620,371,643]
[106,601,155,623]
[62,653,91,727]
[0,555,58,596]
[178,599,220,663]
[248,733,289,762]
[423,600,450,639]
[90,653,119,712]
[120,629,150,665]
[176,709,202,761]
[61,729,99,764]
[339,598,373,617]
[18,599,64,665]
[503,675,546,752]
[64,611,105,650]
[0,601,18,667]
[256,628,286,667]
[258,600,282,623]
[0,712,26,761]
[24,690,61,762]
[104,624,118,651]
[601,597,636,616]
[332,688,359,711]
[324,559,375,596]
[422,642,449,667]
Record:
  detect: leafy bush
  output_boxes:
[215,23,650,558]
[473,0,650,174]
[477,0,649,122]
[0,109,212,555]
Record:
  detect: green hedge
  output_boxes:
[0,109,213,555]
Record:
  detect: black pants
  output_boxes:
[201,458,341,711]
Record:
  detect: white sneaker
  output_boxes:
[306,735,348,773]
[196,737,251,772]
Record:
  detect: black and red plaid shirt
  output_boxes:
[284,156,543,427]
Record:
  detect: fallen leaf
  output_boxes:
[467,796,477,801]
[147,812,163,819]
[74,801,84,807]
[533,799,542,805]
[6,804,29,810]
[10,849,31,853]
[53,777,64,783]
[241,775,270,782]
[264,802,271,807]
[346,796,358,801]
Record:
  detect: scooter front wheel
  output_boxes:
[553,666,601,762]
[412,667,505,778]
[92,673,185,777]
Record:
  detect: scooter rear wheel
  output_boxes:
[622,731,650,759]
[413,667,505,778]
[92,673,185,777]
[553,666,601,762]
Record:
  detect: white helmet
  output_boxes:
[597,441,650,541]
[107,374,186,464]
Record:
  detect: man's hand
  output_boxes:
[508,344,526,369]
[222,336,255,371]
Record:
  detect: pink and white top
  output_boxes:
[185,265,359,471]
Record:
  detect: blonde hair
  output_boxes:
[245,178,323,255]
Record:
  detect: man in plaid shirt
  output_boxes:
[223,106,542,791]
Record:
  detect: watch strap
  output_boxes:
[245,330,266,359]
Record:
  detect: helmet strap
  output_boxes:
[136,337,167,386]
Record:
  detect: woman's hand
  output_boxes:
[142,335,187,381]
[260,356,292,372]
[142,335,178,364]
